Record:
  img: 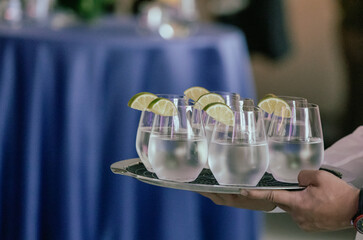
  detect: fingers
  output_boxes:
[198,192,225,205]
[198,192,241,206]
[198,191,278,211]
[243,189,294,208]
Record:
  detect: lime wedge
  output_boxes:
[148,98,177,116]
[184,86,209,102]
[128,92,158,111]
[203,102,234,126]
[194,93,225,110]
[258,96,291,117]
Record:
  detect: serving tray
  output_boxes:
[110,158,305,194]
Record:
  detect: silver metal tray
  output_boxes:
[110,158,305,194]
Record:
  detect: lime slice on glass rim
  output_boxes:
[257,95,291,118]
[128,92,158,111]
[203,102,234,126]
[147,97,177,116]
[184,86,209,102]
[194,93,225,110]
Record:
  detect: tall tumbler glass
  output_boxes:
[208,107,269,186]
[148,105,208,182]
[135,94,186,172]
[268,103,324,183]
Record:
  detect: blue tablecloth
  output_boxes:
[0,17,260,240]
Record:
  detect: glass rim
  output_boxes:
[239,98,254,101]
[177,104,200,109]
[292,102,319,109]
[210,91,240,96]
[156,94,185,98]
[276,95,308,101]
[239,98,255,104]
[233,106,264,113]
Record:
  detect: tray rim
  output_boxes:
[110,158,304,194]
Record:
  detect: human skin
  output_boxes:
[199,170,360,232]
[198,192,277,211]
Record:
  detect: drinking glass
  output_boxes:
[264,96,308,134]
[238,98,255,111]
[267,103,324,183]
[203,91,241,143]
[201,91,241,169]
[135,94,186,172]
[135,110,155,172]
[278,96,308,107]
[148,105,208,182]
[208,107,269,186]
[211,91,240,111]
[185,90,240,107]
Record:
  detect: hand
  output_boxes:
[244,170,360,232]
[198,192,277,211]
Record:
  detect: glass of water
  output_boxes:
[148,104,208,182]
[263,96,308,173]
[203,91,242,143]
[211,91,240,111]
[135,94,186,172]
[136,110,155,172]
[264,96,308,131]
[208,107,269,186]
[238,98,255,111]
[267,103,324,183]
[202,92,242,169]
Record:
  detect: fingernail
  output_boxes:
[240,189,248,196]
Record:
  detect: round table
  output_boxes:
[0,16,260,240]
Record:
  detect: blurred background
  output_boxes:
[1,0,362,239]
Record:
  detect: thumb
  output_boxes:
[243,189,293,207]
[298,170,320,187]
